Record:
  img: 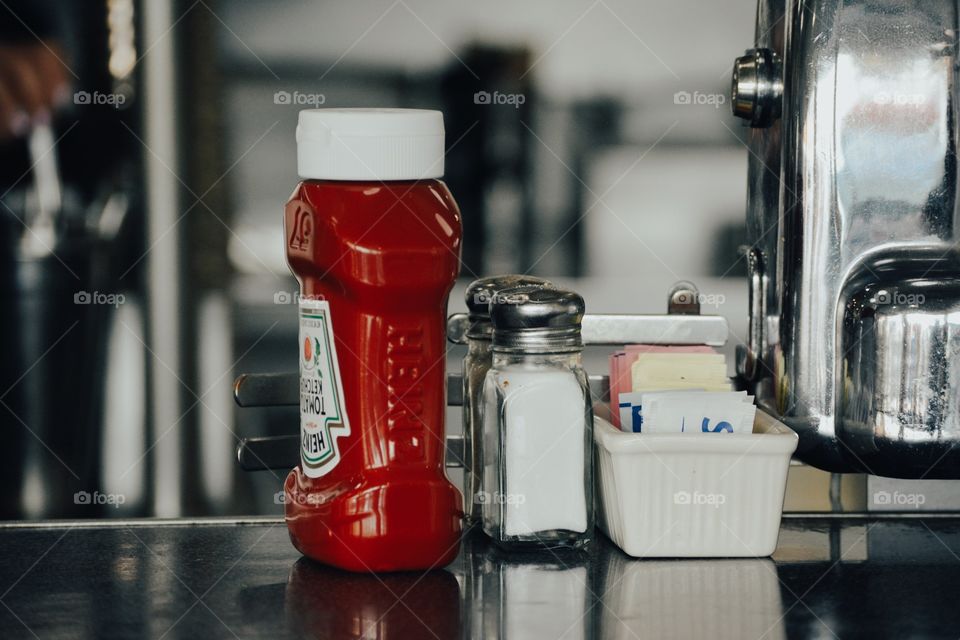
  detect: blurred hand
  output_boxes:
[0,42,69,139]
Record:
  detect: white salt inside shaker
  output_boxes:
[501,367,587,536]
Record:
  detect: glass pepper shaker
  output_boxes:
[481,287,594,549]
[462,276,552,525]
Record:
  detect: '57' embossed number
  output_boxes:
[287,201,313,253]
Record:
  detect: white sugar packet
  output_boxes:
[618,388,704,433]
[619,390,756,434]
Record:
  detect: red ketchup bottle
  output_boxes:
[283,109,463,572]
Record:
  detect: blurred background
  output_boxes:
[0,0,794,519]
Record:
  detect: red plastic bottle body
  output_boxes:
[283,179,463,572]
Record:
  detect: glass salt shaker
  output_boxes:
[481,287,594,549]
[462,276,552,525]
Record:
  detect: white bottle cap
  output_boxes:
[296,108,445,181]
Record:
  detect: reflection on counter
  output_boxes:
[601,556,785,640]
[463,528,785,640]
[284,558,461,640]
[468,538,591,639]
[3,519,960,638]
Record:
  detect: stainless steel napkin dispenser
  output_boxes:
[733,0,960,477]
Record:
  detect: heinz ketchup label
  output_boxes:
[298,299,351,477]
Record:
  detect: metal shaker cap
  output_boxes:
[464,275,553,339]
[490,287,585,353]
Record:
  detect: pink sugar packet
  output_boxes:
[608,344,716,427]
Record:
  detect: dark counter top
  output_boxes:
[1,515,958,639]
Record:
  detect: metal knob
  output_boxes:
[731,48,782,128]
[667,281,700,315]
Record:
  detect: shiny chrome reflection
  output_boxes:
[736,0,960,477]
[731,48,783,127]
[840,252,960,476]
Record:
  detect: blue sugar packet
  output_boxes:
[618,391,756,434]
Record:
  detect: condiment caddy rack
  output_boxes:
[233,282,798,558]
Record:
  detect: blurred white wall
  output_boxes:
[584,147,747,280]
[218,0,754,100]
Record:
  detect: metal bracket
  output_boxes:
[446,312,728,346]
[234,371,610,409]
[233,284,729,472]
[238,434,466,472]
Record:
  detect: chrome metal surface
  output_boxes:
[448,312,729,346]
[737,0,960,476]
[737,248,765,382]
[666,281,701,315]
[580,313,729,346]
[463,275,553,338]
[446,312,470,344]
[233,371,610,407]
[233,372,299,407]
[731,47,783,127]
[234,371,608,410]
[490,287,585,354]
[840,251,960,476]
[238,434,466,471]
[234,371,464,408]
